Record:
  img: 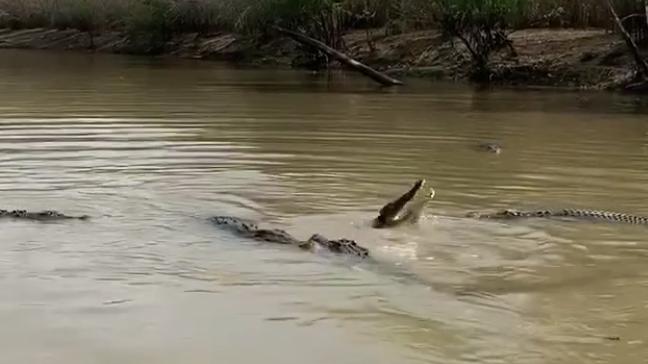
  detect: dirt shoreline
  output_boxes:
[0,27,642,91]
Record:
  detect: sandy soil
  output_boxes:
[0,26,644,91]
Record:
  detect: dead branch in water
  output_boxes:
[607,0,648,79]
[274,26,403,86]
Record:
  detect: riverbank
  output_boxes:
[0,26,641,91]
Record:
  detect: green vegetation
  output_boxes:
[0,0,645,67]
[1,0,644,35]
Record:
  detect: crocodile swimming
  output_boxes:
[0,209,89,221]
[372,181,648,227]
[477,142,502,154]
[210,179,435,258]
[210,216,370,257]
[466,208,648,225]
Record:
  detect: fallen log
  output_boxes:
[607,0,648,78]
[274,26,403,86]
[625,80,648,92]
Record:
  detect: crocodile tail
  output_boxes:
[561,209,648,224]
[469,208,648,224]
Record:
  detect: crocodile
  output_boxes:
[211,179,435,257]
[210,216,370,257]
[477,142,502,154]
[372,179,435,228]
[466,208,648,225]
[0,209,89,221]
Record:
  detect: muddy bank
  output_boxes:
[0,27,641,90]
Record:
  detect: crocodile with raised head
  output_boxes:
[0,209,89,221]
[466,208,648,224]
[372,179,435,228]
[211,179,435,257]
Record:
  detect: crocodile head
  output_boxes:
[478,142,502,154]
[307,234,369,258]
[372,179,435,228]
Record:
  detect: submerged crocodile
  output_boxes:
[211,179,435,258]
[210,216,370,257]
[477,142,502,154]
[0,209,89,221]
[466,208,648,225]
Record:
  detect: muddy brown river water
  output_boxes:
[1,49,648,364]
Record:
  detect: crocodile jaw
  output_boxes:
[372,179,434,228]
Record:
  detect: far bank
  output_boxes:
[0,26,643,92]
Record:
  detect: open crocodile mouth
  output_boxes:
[372,179,435,228]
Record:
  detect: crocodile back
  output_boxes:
[210,216,259,236]
[467,209,648,225]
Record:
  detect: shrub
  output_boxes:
[435,0,525,80]
[124,0,174,53]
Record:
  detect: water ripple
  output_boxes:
[1,49,648,364]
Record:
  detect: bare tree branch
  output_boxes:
[607,0,648,78]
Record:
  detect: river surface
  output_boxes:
[1,49,648,364]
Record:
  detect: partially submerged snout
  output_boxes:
[478,142,502,154]
[372,179,435,228]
